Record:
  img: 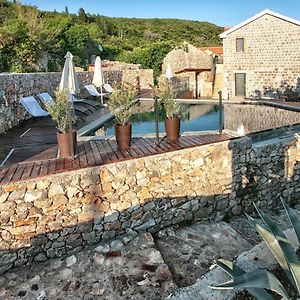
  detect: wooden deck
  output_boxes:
[0,134,233,185]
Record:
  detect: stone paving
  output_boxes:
[0,216,258,300]
[0,233,176,300]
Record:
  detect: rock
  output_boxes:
[104,211,119,223]
[0,192,9,204]
[0,252,17,266]
[66,255,77,267]
[48,184,64,198]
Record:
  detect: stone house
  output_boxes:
[162,42,213,98]
[220,9,300,100]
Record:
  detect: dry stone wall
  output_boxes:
[222,14,300,99]
[0,135,300,273]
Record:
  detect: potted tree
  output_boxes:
[108,84,136,150]
[157,76,181,142]
[45,89,77,158]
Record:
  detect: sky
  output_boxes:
[20,0,300,27]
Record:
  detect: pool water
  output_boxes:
[98,102,223,137]
[91,100,300,138]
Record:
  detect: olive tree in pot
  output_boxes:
[156,76,180,142]
[45,89,77,158]
[108,84,136,150]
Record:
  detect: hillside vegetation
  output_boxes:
[0,0,223,76]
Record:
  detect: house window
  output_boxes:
[236,38,244,52]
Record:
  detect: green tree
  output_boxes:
[78,7,88,23]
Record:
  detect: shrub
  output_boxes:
[45,89,73,133]
[108,83,136,125]
[155,76,180,119]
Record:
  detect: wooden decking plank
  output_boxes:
[83,141,96,166]
[77,142,89,168]
[47,160,57,175]
[178,136,197,148]
[131,138,154,156]
[101,140,120,162]
[105,140,124,161]
[151,138,174,152]
[2,165,19,183]
[118,147,132,159]
[39,160,50,176]
[138,138,163,154]
[94,141,111,164]
[11,164,26,182]
[124,145,140,159]
[19,163,34,180]
[183,135,202,146]
[89,141,104,165]
[54,159,65,174]
[63,158,73,172]
[31,162,43,178]
[0,168,9,183]
[129,139,146,156]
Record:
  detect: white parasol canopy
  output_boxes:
[166,63,173,80]
[59,52,80,95]
[59,51,79,159]
[92,56,104,105]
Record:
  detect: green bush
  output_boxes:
[108,83,136,125]
[155,76,180,119]
[45,89,73,133]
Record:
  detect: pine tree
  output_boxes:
[78,7,88,23]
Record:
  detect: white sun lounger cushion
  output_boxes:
[38,92,54,104]
[84,84,110,97]
[103,83,113,93]
[20,96,49,117]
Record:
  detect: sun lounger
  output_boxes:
[84,84,110,98]
[19,96,49,117]
[103,83,113,94]
[38,92,97,114]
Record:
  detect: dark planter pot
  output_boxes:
[57,130,77,158]
[164,117,180,142]
[115,123,132,150]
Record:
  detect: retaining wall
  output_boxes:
[0,134,299,273]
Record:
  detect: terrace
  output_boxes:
[1,72,300,299]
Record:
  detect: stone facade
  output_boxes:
[0,68,153,134]
[221,10,300,100]
[0,134,300,273]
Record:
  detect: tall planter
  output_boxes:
[115,123,132,150]
[57,130,77,158]
[164,116,180,142]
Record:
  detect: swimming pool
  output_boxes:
[88,100,300,138]
[92,101,222,137]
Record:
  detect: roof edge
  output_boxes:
[220,9,300,38]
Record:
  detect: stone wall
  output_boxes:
[222,13,300,99]
[0,134,300,273]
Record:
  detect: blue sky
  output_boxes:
[20,0,300,26]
